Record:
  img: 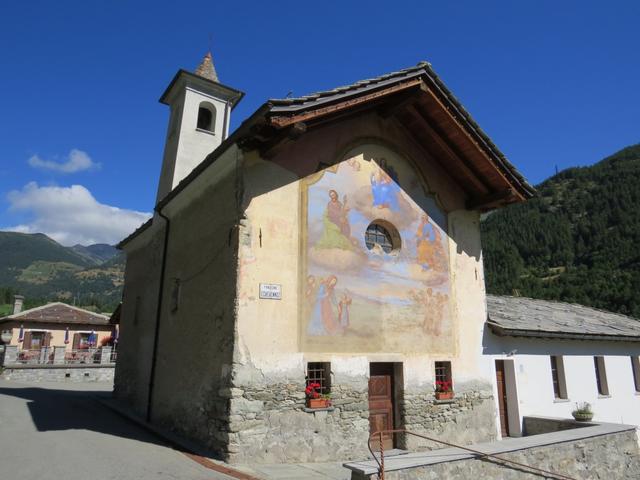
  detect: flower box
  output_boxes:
[435,391,454,400]
[572,412,593,421]
[307,398,331,409]
[571,402,593,421]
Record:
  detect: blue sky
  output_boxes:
[0,0,638,245]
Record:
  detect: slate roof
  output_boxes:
[0,302,111,326]
[487,295,640,341]
[267,61,534,197]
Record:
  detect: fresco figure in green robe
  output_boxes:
[315,189,355,250]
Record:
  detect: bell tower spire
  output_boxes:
[194,51,219,82]
[155,52,243,203]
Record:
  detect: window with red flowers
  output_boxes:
[306,362,331,396]
[434,361,452,392]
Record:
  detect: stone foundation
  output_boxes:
[1,364,115,382]
[401,387,497,450]
[224,375,497,464]
[226,380,371,464]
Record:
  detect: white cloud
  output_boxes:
[3,182,151,246]
[28,149,100,173]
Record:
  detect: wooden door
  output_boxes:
[495,360,510,437]
[369,363,395,450]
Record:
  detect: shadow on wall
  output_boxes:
[0,385,169,448]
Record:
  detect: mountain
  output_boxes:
[0,232,125,312]
[482,143,640,318]
[71,243,119,264]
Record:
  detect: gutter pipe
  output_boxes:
[146,207,171,422]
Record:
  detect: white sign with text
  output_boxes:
[259,283,282,300]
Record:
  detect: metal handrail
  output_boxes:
[367,429,579,480]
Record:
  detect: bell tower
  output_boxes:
[156,52,244,203]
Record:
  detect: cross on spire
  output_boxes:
[194,51,218,82]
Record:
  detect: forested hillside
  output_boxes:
[482,144,640,318]
[0,232,123,313]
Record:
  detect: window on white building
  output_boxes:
[631,356,640,393]
[594,356,609,396]
[550,356,568,399]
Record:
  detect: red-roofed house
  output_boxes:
[0,296,116,366]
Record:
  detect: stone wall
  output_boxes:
[401,386,497,451]
[226,379,371,464]
[363,430,640,480]
[225,370,496,464]
[1,365,115,382]
[145,149,241,459]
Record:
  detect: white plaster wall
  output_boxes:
[157,86,230,202]
[486,332,640,429]
[173,88,228,186]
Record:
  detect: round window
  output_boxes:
[364,221,400,254]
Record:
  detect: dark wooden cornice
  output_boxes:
[467,188,517,211]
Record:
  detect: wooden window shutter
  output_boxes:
[23,331,32,350]
[44,332,52,347]
[72,333,80,349]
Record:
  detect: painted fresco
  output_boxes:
[301,146,454,353]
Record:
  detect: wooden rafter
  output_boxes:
[421,87,527,203]
[404,104,490,195]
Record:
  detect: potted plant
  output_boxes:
[305,382,331,408]
[435,380,454,400]
[572,402,594,421]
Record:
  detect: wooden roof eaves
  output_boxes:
[267,69,534,202]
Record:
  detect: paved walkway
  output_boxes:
[0,379,238,480]
[233,462,351,480]
[100,394,354,480]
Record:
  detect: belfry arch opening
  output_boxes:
[196,102,216,132]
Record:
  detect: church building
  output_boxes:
[115,53,534,464]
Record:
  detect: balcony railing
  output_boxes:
[7,346,116,366]
[15,347,54,365]
[64,348,101,364]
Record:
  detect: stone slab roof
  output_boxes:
[0,302,110,326]
[487,295,640,341]
[267,61,533,197]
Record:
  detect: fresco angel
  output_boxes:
[370,159,400,211]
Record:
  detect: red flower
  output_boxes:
[305,382,322,399]
[435,380,452,393]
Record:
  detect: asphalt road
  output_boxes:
[0,379,237,480]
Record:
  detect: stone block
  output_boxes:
[230,397,264,415]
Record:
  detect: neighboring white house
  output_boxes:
[485,295,640,436]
